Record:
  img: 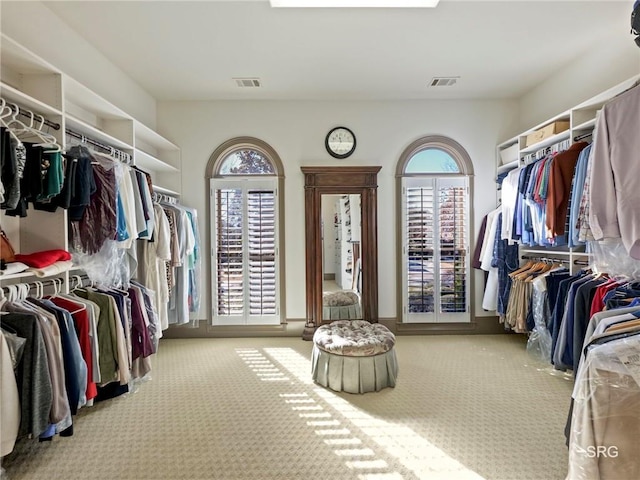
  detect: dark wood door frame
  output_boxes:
[301,166,381,340]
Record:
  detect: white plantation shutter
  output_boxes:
[247,190,276,317]
[215,188,244,317]
[212,178,279,325]
[405,180,436,319]
[402,176,469,323]
[436,178,469,319]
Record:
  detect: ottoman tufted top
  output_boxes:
[313,320,396,357]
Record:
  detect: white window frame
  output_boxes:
[211,177,280,326]
[397,136,474,325]
[402,176,470,323]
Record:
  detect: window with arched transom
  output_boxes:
[207,138,285,326]
[397,136,473,323]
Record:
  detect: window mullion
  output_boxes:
[242,183,250,322]
[433,178,442,317]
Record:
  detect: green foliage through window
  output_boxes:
[220,149,275,175]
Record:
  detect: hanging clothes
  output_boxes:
[164,203,195,326]
[49,296,98,402]
[480,207,501,311]
[183,206,202,316]
[1,329,21,456]
[69,152,117,256]
[545,142,589,239]
[0,310,57,439]
[589,83,640,259]
[567,326,640,480]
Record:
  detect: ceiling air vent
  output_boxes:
[430,76,459,87]
[234,77,262,88]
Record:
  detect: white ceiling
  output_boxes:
[42,0,637,101]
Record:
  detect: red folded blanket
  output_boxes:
[14,249,72,269]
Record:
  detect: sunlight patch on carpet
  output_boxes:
[261,347,487,480]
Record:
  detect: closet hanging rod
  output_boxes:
[574,132,593,142]
[65,129,131,163]
[524,138,571,163]
[521,254,591,266]
[521,255,571,265]
[1,276,67,292]
[0,274,95,295]
[152,191,178,205]
[1,100,61,130]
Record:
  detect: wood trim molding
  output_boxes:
[301,166,381,340]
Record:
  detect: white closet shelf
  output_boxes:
[134,148,179,172]
[575,74,640,110]
[520,249,573,256]
[64,76,130,120]
[521,112,570,136]
[0,268,73,282]
[496,75,640,275]
[497,160,519,174]
[152,185,180,196]
[1,34,182,296]
[519,130,571,155]
[65,114,134,151]
[135,121,179,151]
[572,118,597,132]
[520,247,590,256]
[497,137,518,149]
[0,82,63,117]
[0,34,58,75]
[0,271,37,282]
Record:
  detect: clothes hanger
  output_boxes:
[7,107,60,151]
[46,278,59,299]
[54,278,64,296]
[509,260,535,278]
[0,103,24,143]
[69,274,83,292]
[513,260,540,280]
[33,114,61,153]
[515,261,544,281]
[32,281,43,300]
[60,277,87,314]
[15,283,28,302]
[0,285,7,311]
[5,106,33,134]
[0,99,12,121]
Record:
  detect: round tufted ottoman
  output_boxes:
[311,320,398,394]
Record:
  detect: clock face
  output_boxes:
[326,127,356,159]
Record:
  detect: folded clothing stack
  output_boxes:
[14,249,72,269]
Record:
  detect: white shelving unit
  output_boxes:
[333,195,361,290]
[134,120,181,194]
[0,33,181,290]
[334,197,350,290]
[495,74,640,274]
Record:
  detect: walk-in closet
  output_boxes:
[2,1,640,480]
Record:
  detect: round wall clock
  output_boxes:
[325,126,356,159]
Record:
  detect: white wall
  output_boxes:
[518,36,640,131]
[158,99,519,321]
[0,1,157,127]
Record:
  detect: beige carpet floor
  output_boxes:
[1,334,574,480]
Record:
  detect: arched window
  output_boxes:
[206,138,285,326]
[397,136,473,323]
[218,149,275,175]
[404,148,461,174]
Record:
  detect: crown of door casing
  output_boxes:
[301,166,381,340]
